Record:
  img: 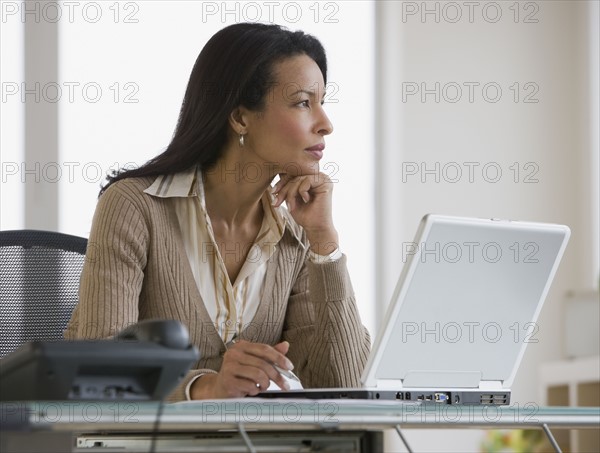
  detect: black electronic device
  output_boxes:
[117,319,191,350]
[0,320,199,401]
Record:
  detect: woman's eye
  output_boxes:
[298,100,310,108]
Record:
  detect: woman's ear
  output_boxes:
[228,106,250,135]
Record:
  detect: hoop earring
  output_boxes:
[239,134,245,147]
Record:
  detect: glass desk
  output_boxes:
[2,400,599,452]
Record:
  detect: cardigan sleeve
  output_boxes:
[282,254,371,388]
[64,182,149,340]
[64,182,223,402]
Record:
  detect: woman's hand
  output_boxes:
[190,340,293,399]
[272,172,339,255]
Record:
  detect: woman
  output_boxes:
[65,22,370,401]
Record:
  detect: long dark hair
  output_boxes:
[100,23,327,196]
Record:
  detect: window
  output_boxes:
[2,1,375,331]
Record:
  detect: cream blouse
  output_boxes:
[144,167,297,344]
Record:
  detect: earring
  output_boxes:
[239,133,245,147]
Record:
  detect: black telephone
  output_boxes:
[117,319,192,350]
[0,320,199,401]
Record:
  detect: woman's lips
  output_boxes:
[305,144,324,160]
[305,150,323,160]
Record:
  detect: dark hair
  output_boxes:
[100,23,327,196]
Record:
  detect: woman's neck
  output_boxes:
[202,153,273,229]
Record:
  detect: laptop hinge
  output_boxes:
[478,381,504,391]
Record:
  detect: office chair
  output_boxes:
[0,230,87,358]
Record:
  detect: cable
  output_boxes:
[394,425,414,453]
[238,422,257,453]
[542,423,563,453]
[148,399,166,453]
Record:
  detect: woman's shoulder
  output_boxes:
[99,176,157,203]
[98,176,164,213]
[103,176,155,195]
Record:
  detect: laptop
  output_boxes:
[259,214,570,404]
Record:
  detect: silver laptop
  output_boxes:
[260,214,570,405]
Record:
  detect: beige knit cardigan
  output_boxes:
[64,176,370,401]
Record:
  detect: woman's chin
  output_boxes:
[281,161,320,177]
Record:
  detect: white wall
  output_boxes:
[377,1,599,451]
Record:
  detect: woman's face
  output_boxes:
[242,54,333,177]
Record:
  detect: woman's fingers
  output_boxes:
[298,178,312,203]
[272,174,293,194]
[273,341,290,355]
[272,176,295,208]
[233,340,293,370]
[240,342,294,392]
[283,178,306,212]
[220,365,272,396]
[218,341,294,396]
[273,175,325,210]
[272,173,336,239]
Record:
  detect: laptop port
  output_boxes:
[417,394,424,401]
[480,394,508,405]
[396,392,404,400]
[425,395,433,401]
[405,392,411,400]
[434,393,450,403]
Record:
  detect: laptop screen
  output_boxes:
[363,215,570,390]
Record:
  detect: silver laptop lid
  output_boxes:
[362,215,570,390]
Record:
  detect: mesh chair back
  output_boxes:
[0,230,87,358]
